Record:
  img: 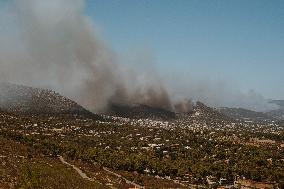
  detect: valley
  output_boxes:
[0,84,283,188]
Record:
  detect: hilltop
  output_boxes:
[0,82,103,120]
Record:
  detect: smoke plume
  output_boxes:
[174,99,193,113]
[0,0,172,112]
[0,0,278,113]
[166,76,278,112]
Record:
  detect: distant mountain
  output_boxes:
[218,107,274,122]
[269,100,284,109]
[0,82,103,119]
[174,101,235,130]
[107,103,177,120]
[217,99,284,122]
[107,101,236,123]
[266,109,284,120]
[193,102,234,122]
[266,100,284,120]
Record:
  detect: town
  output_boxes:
[0,97,283,188]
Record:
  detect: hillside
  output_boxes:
[107,103,177,120]
[218,107,274,122]
[0,100,283,188]
[174,101,236,130]
[0,110,186,189]
[194,102,233,122]
[269,100,284,109]
[107,101,232,123]
[218,101,284,122]
[0,82,103,120]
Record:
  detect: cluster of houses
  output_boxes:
[207,176,277,189]
[0,103,283,188]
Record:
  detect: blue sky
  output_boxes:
[85,0,284,99]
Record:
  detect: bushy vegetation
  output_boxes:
[1,119,283,186]
[0,103,283,188]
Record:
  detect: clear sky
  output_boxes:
[85,0,284,100]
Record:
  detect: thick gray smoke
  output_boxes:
[0,0,278,113]
[174,99,193,113]
[0,0,172,112]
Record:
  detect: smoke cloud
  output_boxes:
[174,99,193,113]
[166,76,278,112]
[0,0,172,112]
[0,0,278,113]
